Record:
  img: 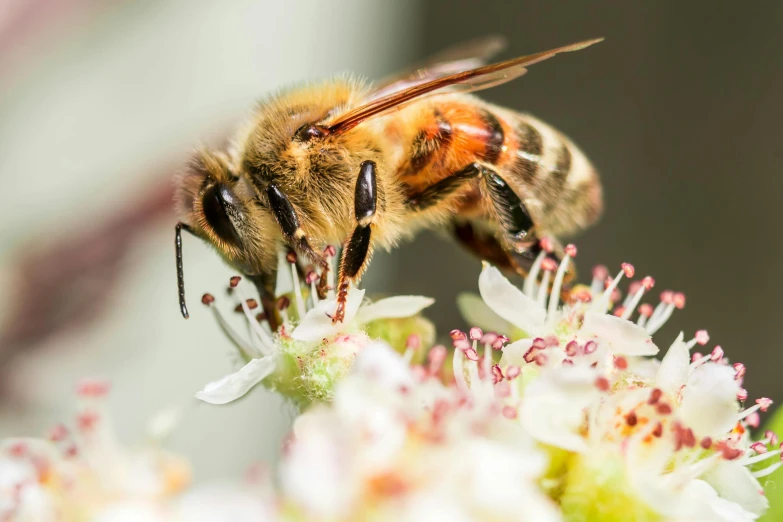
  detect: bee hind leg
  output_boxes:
[334,160,377,324]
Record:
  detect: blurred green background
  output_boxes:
[1,0,780,483]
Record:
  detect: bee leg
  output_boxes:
[334,161,377,324]
[266,183,328,270]
[247,272,280,332]
[406,162,536,250]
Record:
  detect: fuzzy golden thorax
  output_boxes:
[230,78,408,250]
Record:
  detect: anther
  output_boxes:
[469,327,483,341]
[286,250,298,264]
[541,257,558,272]
[502,406,518,419]
[692,330,709,346]
[229,276,241,288]
[710,345,724,362]
[450,329,467,341]
[48,424,69,442]
[305,271,319,285]
[625,411,638,426]
[202,293,215,305]
[621,262,635,278]
[765,430,779,446]
[595,376,610,392]
[276,296,291,311]
[652,422,663,438]
[648,388,663,405]
[641,276,655,290]
[592,265,609,281]
[565,244,577,257]
[76,379,110,398]
[428,345,447,374]
[639,304,653,317]
[614,356,628,370]
[323,245,337,257]
[656,403,672,415]
[734,363,746,380]
[464,348,479,361]
[565,340,580,357]
[523,346,540,364]
[506,365,521,380]
[540,237,554,253]
[491,364,504,384]
[700,437,713,450]
[406,334,421,352]
[751,442,768,454]
[756,397,773,412]
[746,412,761,429]
[673,292,686,309]
[738,388,749,401]
[584,340,597,354]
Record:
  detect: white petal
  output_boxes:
[703,458,768,516]
[680,363,740,438]
[682,479,759,522]
[195,357,276,405]
[520,365,598,452]
[499,338,533,367]
[291,288,366,342]
[478,264,545,334]
[456,292,515,334]
[352,342,414,390]
[580,311,659,356]
[656,332,690,394]
[354,295,434,324]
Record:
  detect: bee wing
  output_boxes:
[371,35,508,100]
[328,38,603,135]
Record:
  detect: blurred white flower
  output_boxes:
[0,381,276,522]
[196,248,433,407]
[279,342,561,522]
[455,251,777,521]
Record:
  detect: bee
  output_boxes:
[175,37,604,325]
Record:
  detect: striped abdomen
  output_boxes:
[396,96,603,236]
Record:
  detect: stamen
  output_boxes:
[324,245,337,299]
[203,293,261,359]
[403,334,420,363]
[734,363,746,380]
[450,329,467,341]
[233,283,277,354]
[621,278,649,320]
[452,348,469,393]
[286,251,307,319]
[756,397,773,412]
[306,271,320,307]
[536,259,555,308]
[548,250,573,319]
[595,376,610,392]
[428,345,447,375]
[637,303,653,327]
[523,250,547,298]
[592,265,628,312]
[469,327,483,341]
[710,345,724,363]
[590,265,609,297]
[277,296,291,324]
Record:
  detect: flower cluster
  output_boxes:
[3,241,778,521]
[196,248,435,408]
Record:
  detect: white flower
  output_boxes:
[279,343,561,522]
[454,252,777,521]
[195,248,434,406]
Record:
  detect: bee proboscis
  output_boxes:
[175,37,604,325]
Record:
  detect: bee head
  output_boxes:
[175,149,279,276]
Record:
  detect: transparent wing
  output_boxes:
[328,38,603,135]
[371,35,508,100]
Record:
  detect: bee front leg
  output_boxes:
[334,160,377,324]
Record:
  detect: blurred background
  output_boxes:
[1,1,780,481]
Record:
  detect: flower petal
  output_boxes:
[456,292,515,334]
[703,460,768,516]
[499,338,533,367]
[291,288,366,342]
[656,332,690,394]
[352,342,414,391]
[520,365,599,452]
[679,363,740,438]
[195,357,276,405]
[580,311,659,356]
[478,264,545,334]
[354,295,434,324]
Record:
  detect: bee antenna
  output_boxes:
[175,222,193,319]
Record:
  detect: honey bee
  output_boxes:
[175,37,604,324]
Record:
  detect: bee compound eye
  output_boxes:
[202,184,243,247]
